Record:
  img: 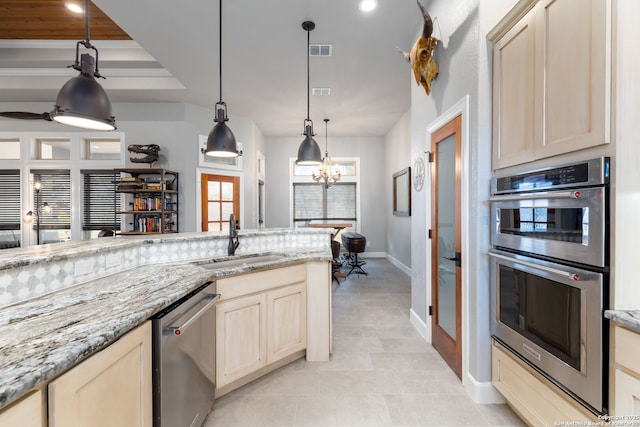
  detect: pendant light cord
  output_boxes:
[219,0,223,103]
[306,29,310,121]
[84,0,90,43]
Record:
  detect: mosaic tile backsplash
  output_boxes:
[0,229,331,309]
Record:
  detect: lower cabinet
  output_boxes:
[492,340,598,426]
[48,321,152,427]
[215,265,308,392]
[216,293,268,387]
[612,325,640,416]
[267,283,306,364]
[0,390,44,427]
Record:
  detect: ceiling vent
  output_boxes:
[312,87,331,96]
[309,44,332,56]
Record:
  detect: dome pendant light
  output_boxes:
[296,21,322,166]
[203,0,242,158]
[50,0,116,131]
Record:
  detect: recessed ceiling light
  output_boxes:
[65,3,84,14]
[359,0,377,12]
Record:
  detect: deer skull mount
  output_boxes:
[399,0,439,95]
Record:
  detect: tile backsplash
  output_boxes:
[0,229,330,309]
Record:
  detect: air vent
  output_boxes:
[309,44,332,56]
[312,87,331,96]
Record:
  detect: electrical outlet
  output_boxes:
[367,241,371,246]
[106,253,123,269]
[74,259,93,277]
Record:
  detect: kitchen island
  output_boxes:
[0,228,333,419]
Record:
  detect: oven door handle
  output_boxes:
[164,293,220,336]
[489,190,579,202]
[488,252,581,281]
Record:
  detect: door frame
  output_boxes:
[196,167,245,232]
[426,95,470,384]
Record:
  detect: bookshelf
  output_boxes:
[114,168,179,235]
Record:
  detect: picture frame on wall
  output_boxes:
[198,134,243,171]
[393,167,411,216]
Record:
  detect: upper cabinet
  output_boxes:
[489,0,611,170]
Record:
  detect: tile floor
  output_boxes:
[204,258,525,426]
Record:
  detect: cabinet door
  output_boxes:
[614,370,640,416]
[216,293,267,388]
[48,322,152,427]
[0,391,44,427]
[267,283,307,364]
[538,0,609,158]
[492,4,539,169]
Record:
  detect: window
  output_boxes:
[31,169,71,244]
[0,170,21,249]
[83,138,121,160]
[293,183,357,227]
[82,170,121,237]
[34,138,71,160]
[0,139,21,160]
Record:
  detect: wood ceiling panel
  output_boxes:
[0,0,131,40]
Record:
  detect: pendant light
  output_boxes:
[50,0,116,131]
[202,0,242,158]
[312,119,341,188]
[296,21,322,165]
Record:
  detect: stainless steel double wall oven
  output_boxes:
[489,157,610,414]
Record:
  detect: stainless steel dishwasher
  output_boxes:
[152,281,219,427]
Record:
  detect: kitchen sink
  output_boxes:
[195,254,287,269]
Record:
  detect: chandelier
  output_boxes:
[312,119,341,188]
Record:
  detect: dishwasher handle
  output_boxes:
[164,293,220,336]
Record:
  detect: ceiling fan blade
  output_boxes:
[0,112,52,121]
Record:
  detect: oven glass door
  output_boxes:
[489,250,605,413]
[490,187,606,267]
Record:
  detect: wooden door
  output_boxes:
[430,115,462,379]
[201,174,240,231]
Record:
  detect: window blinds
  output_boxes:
[81,170,120,231]
[0,170,21,230]
[293,182,357,222]
[31,169,71,229]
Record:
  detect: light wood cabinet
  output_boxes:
[48,322,152,427]
[267,283,307,364]
[215,292,268,388]
[492,340,598,426]
[0,391,44,427]
[490,0,610,170]
[612,325,640,416]
[215,264,308,391]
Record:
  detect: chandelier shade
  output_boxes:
[312,118,341,188]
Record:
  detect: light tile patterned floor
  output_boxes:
[204,258,525,426]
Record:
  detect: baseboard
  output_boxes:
[360,251,385,258]
[410,308,431,343]
[386,254,411,276]
[465,372,505,404]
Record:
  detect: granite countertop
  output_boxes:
[604,310,640,333]
[0,248,330,410]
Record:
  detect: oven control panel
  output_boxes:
[492,157,610,194]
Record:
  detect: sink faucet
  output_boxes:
[228,213,240,255]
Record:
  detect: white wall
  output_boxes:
[264,135,386,254]
[384,111,412,270]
